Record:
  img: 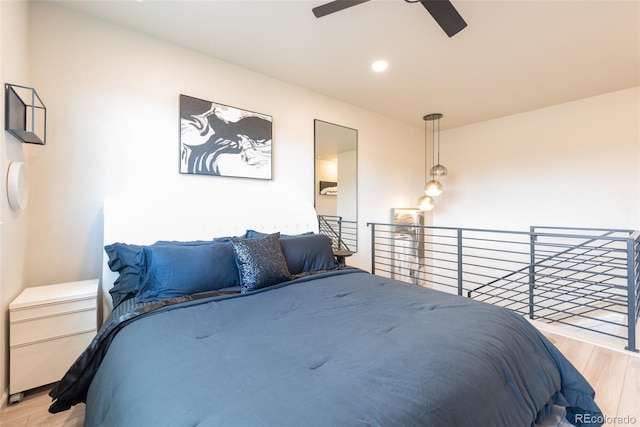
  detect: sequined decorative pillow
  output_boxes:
[244,231,338,274]
[231,232,291,293]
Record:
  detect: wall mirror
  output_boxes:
[314,119,358,253]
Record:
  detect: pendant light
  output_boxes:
[429,113,448,180]
[424,180,443,197]
[417,194,435,211]
[417,113,438,211]
[423,114,443,198]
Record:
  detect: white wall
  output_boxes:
[434,87,640,231]
[23,1,423,288]
[0,0,29,407]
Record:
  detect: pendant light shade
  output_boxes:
[424,179,443,197]
[417,195,435,211]
[430,164,448,180]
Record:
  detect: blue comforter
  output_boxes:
[50,268,602,426]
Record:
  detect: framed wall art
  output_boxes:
[319,181,337,196]
[179,94,272,180]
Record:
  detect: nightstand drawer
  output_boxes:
[10,308,96,347]
[9,330,95,394]
[10,296,96,322]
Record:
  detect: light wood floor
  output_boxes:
[1,331,638,427]
[0,385,84,427]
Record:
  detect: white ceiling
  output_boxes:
[53,0,640,129]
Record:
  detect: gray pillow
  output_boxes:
[231,233,291,293]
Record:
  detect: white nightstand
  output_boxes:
[9,279,99,404]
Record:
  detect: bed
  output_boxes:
[49,196,603,427]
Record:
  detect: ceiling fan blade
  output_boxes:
[420,0,467,37]
[312,0,370,18]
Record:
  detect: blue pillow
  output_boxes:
[105,243,143,307]
[244,231,338,274]
[279,234,338,274]
[231,233,291,293]
[135,241,240,303]
[105,240,227,307]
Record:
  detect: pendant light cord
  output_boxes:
[424,117,427,183]
[431,118,436,178]
[436,117,440,165]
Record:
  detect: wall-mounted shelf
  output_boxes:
[5,83,46,145]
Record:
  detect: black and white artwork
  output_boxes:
[179,94,272,179]
[319,181,338,196]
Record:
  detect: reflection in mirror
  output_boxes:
[314,120,357,253]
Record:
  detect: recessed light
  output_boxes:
[371,60,388,73]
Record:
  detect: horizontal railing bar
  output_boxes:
[531,293,626,313]
[540,304,627,326]
[368,222,638,242]
[532,225,635,234]
[532,289,627,305]
[533,273,628,290]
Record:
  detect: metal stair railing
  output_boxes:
[470,228,624,313]
[367,222,639,352]
[468,229,620,298]
[470,227,634,350]
[528,227,636,351]
[318,215,357,252]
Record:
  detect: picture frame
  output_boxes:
[179,94,272,180]
[319,181,338,196]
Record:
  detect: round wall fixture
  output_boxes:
[7,161,29,211]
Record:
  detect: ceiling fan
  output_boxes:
[312,0,467,38]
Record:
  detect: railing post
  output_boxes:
[529,226,536,320]
[457,229,463,296]
[625,235,638,352]
[370,223,376,275]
